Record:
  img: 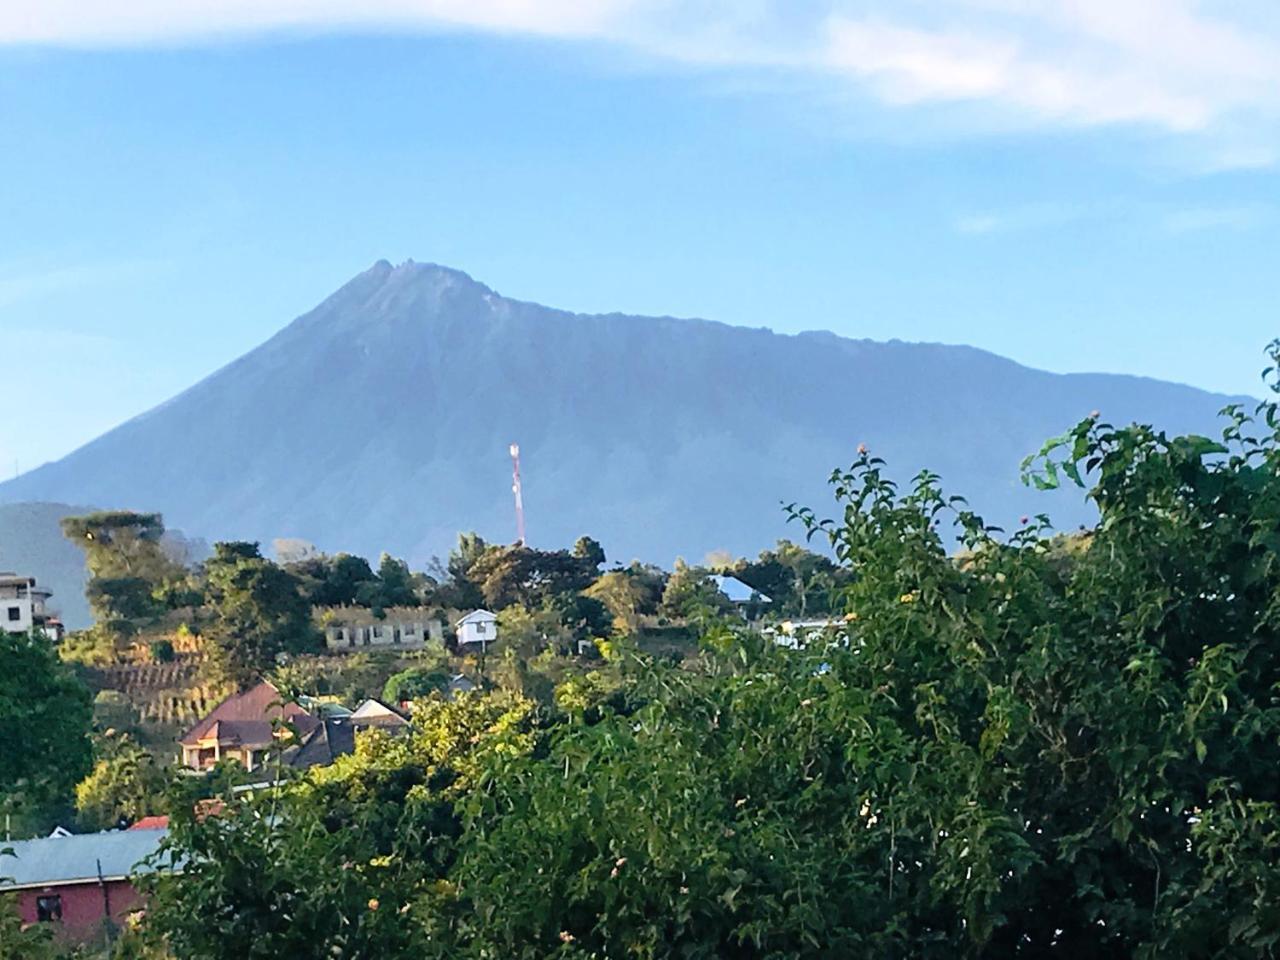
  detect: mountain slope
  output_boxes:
[0,261,1246,569]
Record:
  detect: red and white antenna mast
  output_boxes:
[509,443,526,546]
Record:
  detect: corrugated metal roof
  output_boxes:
[0,829,172,889]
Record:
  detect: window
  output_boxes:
[6,607,19,622]
[36,894,62,923]
[475,622,487,636]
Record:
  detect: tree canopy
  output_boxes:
[135,367,1280,957]
[0,632,93,830]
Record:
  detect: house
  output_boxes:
[1,827,172,943]
[456,609,498,652]
[446,674,477,698]
[350,698,410,730]
[0,572,64,641]
[711,575,772,607]
[286,717,358,770]
[178,681,320,772]
[320,606,444,653]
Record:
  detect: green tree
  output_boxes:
[732,539,846,617]
[584,570,648,634]
[660,558,732,621]
[63,511,188,633]
[383,665,450,704]
[75,736,170,831]
[135,347,1280,958]
[376,553,419,607]
[0,632,93,831]
[572,535,606,571]
[470,545,595,611]
[204,542,319,689]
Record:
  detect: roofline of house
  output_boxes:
[2,874,134,891]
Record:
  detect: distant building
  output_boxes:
[0,572,63,641]
[286,716,357,770]
[1,827,172,944]
[711,575,772,614]
[178,681,321,772]
[764,618,852,650]
[320,606,444,654]
[446,674,477,699]
[456,610,498,652]
[349,698,410,730]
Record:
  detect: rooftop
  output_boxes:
[180,681,320,747]
[0,828,173,890]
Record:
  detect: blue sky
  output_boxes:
[1,1,1278,474]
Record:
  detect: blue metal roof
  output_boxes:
[711,575,771,604]
[0,829,173,889]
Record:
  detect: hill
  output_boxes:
[0,261,1246,571]
[0,501,94,628]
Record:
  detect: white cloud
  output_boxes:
[4,0,1278,159]
[0,0,631,45]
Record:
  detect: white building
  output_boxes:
[321,607,444,653]
[456,609,498,652]
[0,573,63,641]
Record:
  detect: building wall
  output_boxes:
[16,880,145,943]
[1,596,36,633]
[458,617,497,647]
[325,619,443,652]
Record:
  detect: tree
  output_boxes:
[0,632,93,830]
[63,510,188,631]
[732,539,846,617]
[135,346,1280,957]
[139,692,536,959]
[572,535,606,571]
[584,571,648,634]
[75,736,170,831]
[383,666,450,704]
[660,559,732,620]
[376,553,419,607]
[204,542,318,689]
[85,575,162,623]
[469,545,595,611]
[61,510,169,579]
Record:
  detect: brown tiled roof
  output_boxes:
[179,681,320,747]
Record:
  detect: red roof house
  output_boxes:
[178,681,320,773]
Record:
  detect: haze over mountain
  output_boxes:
[0,261,1246,587]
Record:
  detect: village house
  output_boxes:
[178,681,321,772]
[320,606,444,653]
[349,697,410,730]
[1,826,172,944]
[0,572,64,641]
[455,609,498,652]
[711,574,773,611]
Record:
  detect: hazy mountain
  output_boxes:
[0,261,1246,576]
[0,502,94,628]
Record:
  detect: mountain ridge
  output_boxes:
[0,261,1248,578]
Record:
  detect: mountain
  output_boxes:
[0,502,94,628]
[0,261,1247,575]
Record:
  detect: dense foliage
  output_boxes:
[0,632,93,831]
[129,366,1280,958]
